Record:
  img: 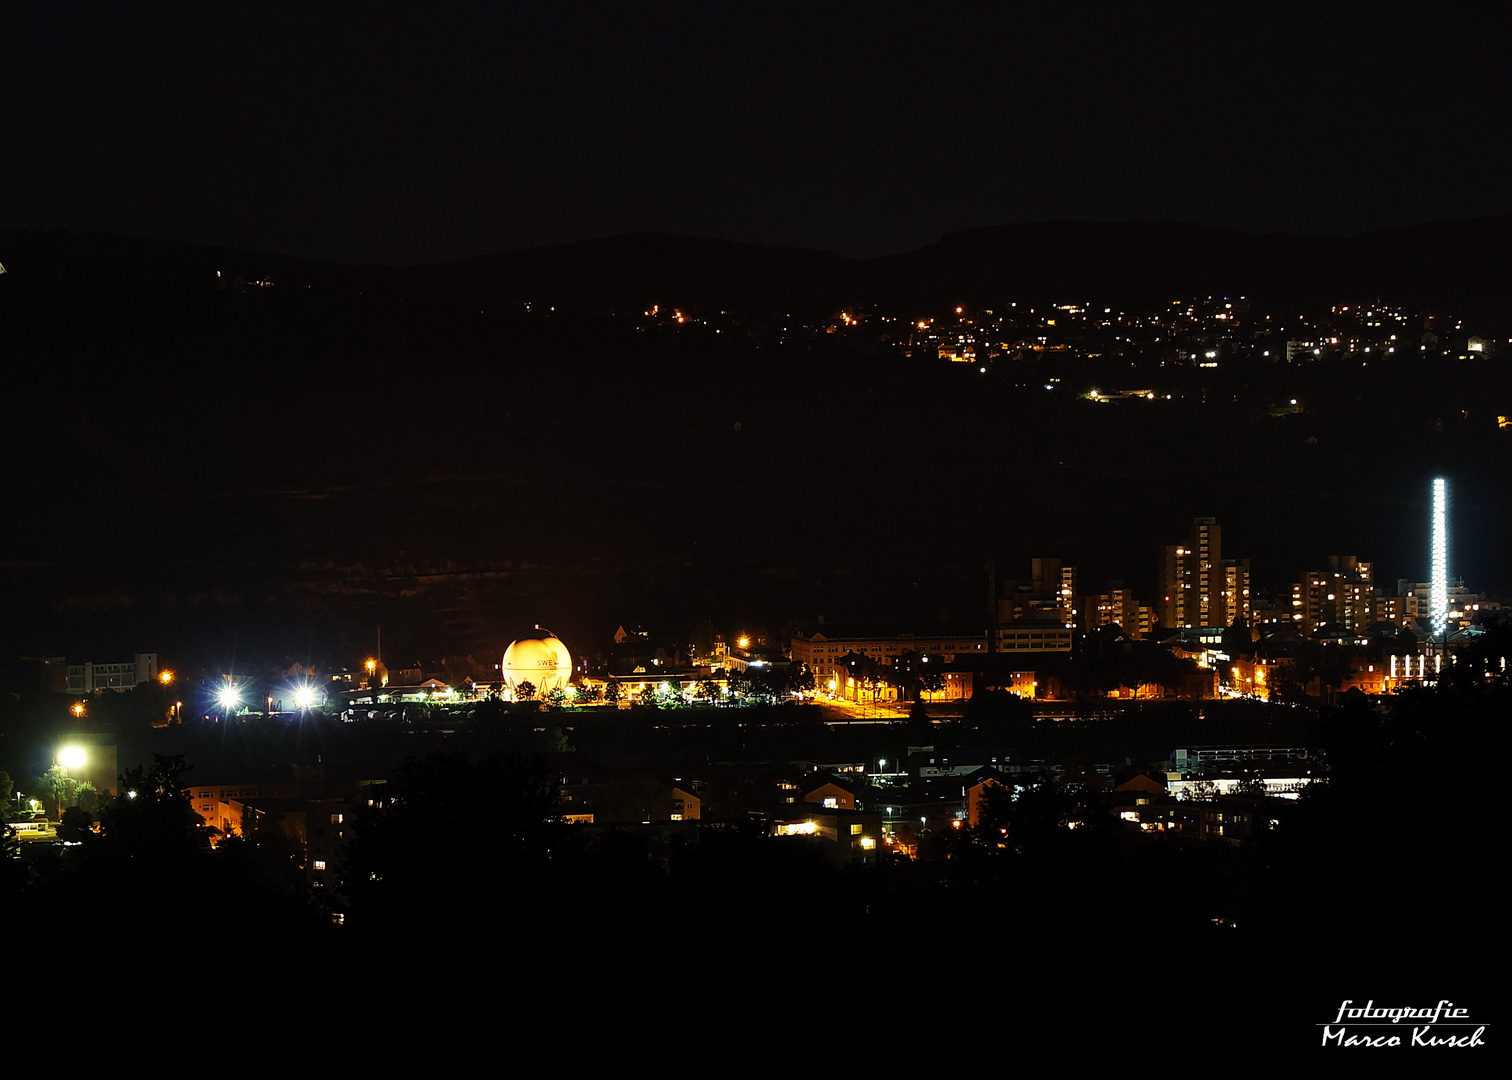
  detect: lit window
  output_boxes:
[313,860,327,871]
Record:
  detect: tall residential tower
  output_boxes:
[1159,517,1251,630]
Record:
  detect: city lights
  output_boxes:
[4,17,1507,1044]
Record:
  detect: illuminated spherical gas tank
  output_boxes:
[502,636,573,695]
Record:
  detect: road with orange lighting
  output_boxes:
[817,696,908,723]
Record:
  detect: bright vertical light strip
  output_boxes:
[1430,477,1449,639]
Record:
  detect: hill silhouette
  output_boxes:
[6,214,1509,320]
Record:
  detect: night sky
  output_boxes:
[6,2,1509,263]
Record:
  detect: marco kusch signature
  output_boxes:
[1321,1000,1486,1048]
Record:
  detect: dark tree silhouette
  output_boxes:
[341,751,568,940]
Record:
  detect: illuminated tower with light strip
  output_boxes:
[1429,477,1449,640]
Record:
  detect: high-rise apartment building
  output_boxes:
[1220,558,1252,629]
[1031,558,1078,626]
[999,558,1078,626]
[1159,518,1249,630]
[1084,582,1156,639]
[1292,555,1373,636]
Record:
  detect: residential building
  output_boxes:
[996,621,1073,652]
[67,653,158,693]
[1084,583,1156,639]
[772,808,885,863]
[1394,578,1492,635]
[190,781,301,836]
[790,626,989,684]
[803,774,856,810]
[1292,555,1374,636]
[1160,519,1249,629]
[999,557,1078,625]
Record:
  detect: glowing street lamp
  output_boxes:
[70,701,86,719]
[159,670,175,686]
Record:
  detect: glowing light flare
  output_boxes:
[58,745,87,770]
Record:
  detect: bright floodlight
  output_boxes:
[58,745,87,770]
[1430,477,1449,639]
[217,686,241,710]
[293,685,318,709]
